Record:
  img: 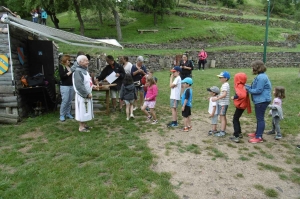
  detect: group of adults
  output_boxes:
[58,53,149,132]
[30,8,47,25]
[173,48,208,79]
[58,53,95,132]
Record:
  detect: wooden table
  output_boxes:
[95,87,110,115]
[93,83,117,115]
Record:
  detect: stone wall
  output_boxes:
[178,5,243,16]
[85,52,300,75]
[174,11,300,30]
[123,40,296,49]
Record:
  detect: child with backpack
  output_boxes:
[120,74,137,120]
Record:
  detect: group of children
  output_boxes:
[120,63,287,142]
[206,71,285,143]
[120,71,158,124]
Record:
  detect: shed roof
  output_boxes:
[0,8,123,49]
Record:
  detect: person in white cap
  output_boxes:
[207,86,220,135]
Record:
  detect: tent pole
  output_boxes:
[7,24,14,85]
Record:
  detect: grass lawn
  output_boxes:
[0,67,300,198]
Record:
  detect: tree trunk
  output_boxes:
[73,0,85,36]
[49,14,60,29]
[98,10,103,25]
[154,12,157,25]
[112,8,122,41]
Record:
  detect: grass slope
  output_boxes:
[46,4,299,55]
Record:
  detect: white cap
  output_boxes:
[137,56,144,62]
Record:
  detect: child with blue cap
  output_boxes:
[212,71,230,136]
[181,77,193,132]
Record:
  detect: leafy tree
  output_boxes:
[263,0,295,16]
[86,0,130,41]
[133,0,176,25]
[22,0,69,28]
[5,0,28,17]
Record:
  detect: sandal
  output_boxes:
[84,125,93,129]
[79,128,90,132]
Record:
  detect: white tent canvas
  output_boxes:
[1,13,123,50]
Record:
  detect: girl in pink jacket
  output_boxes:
[141,76,158,124]
[198,48,208,70]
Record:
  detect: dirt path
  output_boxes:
[141,113,300,199]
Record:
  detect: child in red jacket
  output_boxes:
[230,72,252,143]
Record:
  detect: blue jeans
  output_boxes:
[254,101,270,138]
[60,85,75,116]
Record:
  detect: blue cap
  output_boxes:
[170,66,182,72]
[181,77,193,85]
[217,71,230,80]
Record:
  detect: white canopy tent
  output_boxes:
[1,13,123,50]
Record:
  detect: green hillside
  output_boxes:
[46,1,300,55]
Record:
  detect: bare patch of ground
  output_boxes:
[20,130,44,139]
[0,164,17,174]
[141,113,300,199]
[18,145,32,154]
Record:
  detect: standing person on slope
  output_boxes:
[198,48,208,71]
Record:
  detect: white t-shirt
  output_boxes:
[123,62,133,74]
[219,82,230,106]
[170,76,181,100]
[208,97,218,115]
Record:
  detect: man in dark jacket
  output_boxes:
[96,55,125,112]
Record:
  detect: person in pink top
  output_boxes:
[198,48,208,71]
[141,76,158,124]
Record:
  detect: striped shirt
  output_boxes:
[219,82,230,106]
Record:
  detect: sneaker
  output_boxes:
[65,114,74,119]
[182,127,189,132]
[247,133,256,138]
[230,136,240,143]
[267,130,275,135]
[214,131,226,137]
[238,133,243,138]
[208,130,218,135]
[59,115,65,122]
[126,117,129,121]
[188,126,192,130]
[133,107,137,111]
[146,115,152,122]
[151,120,158,124]
[248,137,263,143]
[167,121,175,126]
[130,114,135,118]
[167,123,178,127]
[275,135,282,140]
